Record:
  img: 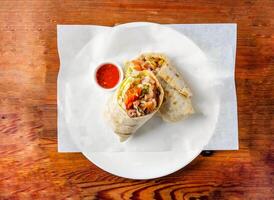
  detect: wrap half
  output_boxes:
[125,52,194,122]
[105,70,164,142]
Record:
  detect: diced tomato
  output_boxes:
[125,87,142,109]
[135,87,142,96]
[125,95,136,109]
[127,101,133,109]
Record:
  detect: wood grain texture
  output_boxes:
[0,0,273,199]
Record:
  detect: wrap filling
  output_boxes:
[118,72,161,118]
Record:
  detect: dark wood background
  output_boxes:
[0,0,273,199]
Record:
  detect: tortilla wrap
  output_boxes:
[105,70,164,142]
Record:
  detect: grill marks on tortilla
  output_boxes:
[160,72,191,98]
[181,90,190,98]
[165,75,171,81]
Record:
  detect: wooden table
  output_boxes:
[0,1,273,199]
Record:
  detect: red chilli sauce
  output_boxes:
[96,63,120,89]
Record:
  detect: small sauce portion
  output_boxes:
[96,63,120,89]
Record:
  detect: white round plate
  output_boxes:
[65,22,220,179]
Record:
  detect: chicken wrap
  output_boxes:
[105,70,164,142]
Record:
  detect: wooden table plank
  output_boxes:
[0,0,273,199]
